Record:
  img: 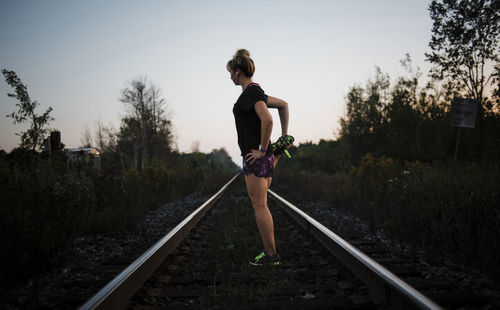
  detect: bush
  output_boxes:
[0,150,97,281]
[0,147,239,290]
[273,155,500,276]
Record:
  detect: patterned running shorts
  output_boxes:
[242,154,274,178]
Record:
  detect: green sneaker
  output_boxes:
[272,135,294,158]
[249,251,281,266]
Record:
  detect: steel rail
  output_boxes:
[79,173,240,310]
[268,189,443,310]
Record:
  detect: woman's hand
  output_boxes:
[245,149,265,164]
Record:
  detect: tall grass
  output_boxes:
[272,155,500,278]
[0,148,237,290]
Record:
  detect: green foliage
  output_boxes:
[2,70,54,151]
[339,67,391,162]
[339,57,500,162]
[275,0,500,282]
[426,0,500,106]
[118,77,173,169]
[0,147,238,289]
[0,150,96,279]
[0,72,240,292]
[350,153,397,180]
[426,0,500,158]
[277,139,350,174]
[273,154,500,274]
[492,63,500,110]
[275,52,500,271]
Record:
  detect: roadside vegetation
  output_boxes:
[0,73,238,292]
[275,0,500,277]
[274,154,499,274]
[1,0,498,296]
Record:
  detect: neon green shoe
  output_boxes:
[272,135,294,158]
[249,251,281,266]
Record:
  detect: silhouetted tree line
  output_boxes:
[273,0,500,277]
[273,56,500,271]
[283,0,500,168]
[338,58,500,164]
[279,56,499,174]
[0,73,238,290]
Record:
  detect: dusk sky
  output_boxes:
[1,0,434,164]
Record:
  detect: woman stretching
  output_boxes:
[227,49,294,266]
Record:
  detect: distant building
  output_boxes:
[42,131,63,154]
[67,147,101,171]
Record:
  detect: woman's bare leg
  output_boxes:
[266,154,282,189]
[245,174,276,256]
[273,154,282,169]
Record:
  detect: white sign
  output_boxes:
[450,98,478,128]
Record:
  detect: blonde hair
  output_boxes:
[227,49,255,77]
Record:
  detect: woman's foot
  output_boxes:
[272,135,294,157]
[249,251,281,266]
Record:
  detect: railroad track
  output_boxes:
[78,174,485,310]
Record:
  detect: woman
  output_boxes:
[227,49,294,266]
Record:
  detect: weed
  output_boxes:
[273,157,500,277]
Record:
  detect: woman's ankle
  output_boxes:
[264,249,277,256]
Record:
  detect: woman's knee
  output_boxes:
[252,202,268,211]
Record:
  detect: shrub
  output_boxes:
[273,155,500,276]
[0,147,239,290]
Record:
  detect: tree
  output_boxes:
[94,118,106,152]
[2,70,54,151]
[118,77,173,168]
[493,63,500,109]
[426,0,500,108]
[339,67,390,160]
[191,140,201,153]
[338,59,458,162]
[80,124,93,148]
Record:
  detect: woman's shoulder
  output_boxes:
[245,83,265,96]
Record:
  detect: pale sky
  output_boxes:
[0,0,433,164]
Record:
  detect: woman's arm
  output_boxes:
[246,100,273,163]
[267,96,289,136]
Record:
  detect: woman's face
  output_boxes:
[229,69,240,86]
